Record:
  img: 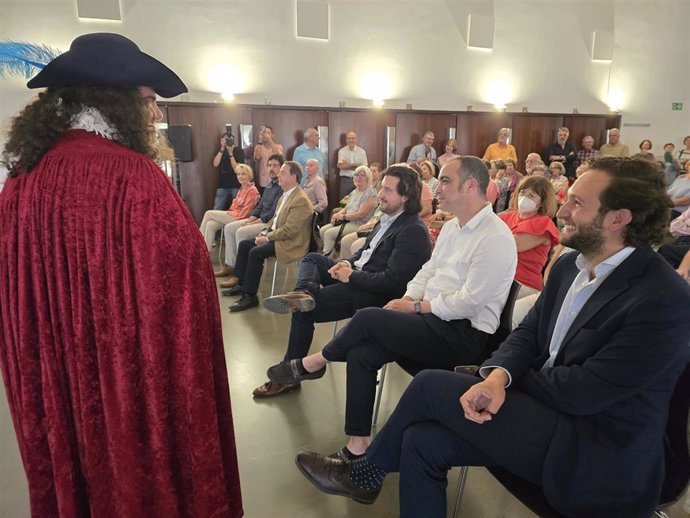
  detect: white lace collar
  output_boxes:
[70,107,119,141]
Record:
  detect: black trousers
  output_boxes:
[284,253,391,361]
[234,239,276,296]
[321,307,488,436]
[366,370,559,518]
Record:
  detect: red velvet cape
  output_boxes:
[0,131,243,518]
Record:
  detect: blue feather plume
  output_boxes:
[0,41,62,79]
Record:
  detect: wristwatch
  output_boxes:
[414,301,422,314]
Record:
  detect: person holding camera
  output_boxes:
[212,131,246,209]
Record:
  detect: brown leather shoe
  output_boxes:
[214,266,234,277]
[252,380,301,398]
[262,291,316,314]
[219,276,239,288]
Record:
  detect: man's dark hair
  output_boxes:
[285,160,303,184]
[382,165,422,214]
[2,85,162,176]
[268,153,285,165]
[457,156,489,197]
[590,156,671,248]
[265,125,274,132]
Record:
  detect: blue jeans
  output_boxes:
[214,187,238,210]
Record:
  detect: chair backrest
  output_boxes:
[480,280,521,361]
[660,360,690,504]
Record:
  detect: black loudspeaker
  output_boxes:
[167,125,193,162]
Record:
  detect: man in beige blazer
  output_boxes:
[224,161,314,311]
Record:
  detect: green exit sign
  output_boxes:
[672,102,683,111]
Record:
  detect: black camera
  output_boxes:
[225,131,235,147]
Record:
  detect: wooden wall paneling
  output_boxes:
[394,113,457,163]
[250,108,328,163]
[455,113,514,160]
[165,104,252,223]
[511,115,564,168]
[327,110,396,207]
[562,115,621,150]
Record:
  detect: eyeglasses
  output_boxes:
[354,173,367,178]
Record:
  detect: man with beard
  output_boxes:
[294,157,690,518]
[0,33,242,518]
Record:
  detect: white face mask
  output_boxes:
[518,195,539,214]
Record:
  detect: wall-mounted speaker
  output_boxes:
[167,125,193,162]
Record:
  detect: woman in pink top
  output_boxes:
[438,139,460,168]
[199,163,260,250]
[498,175,559,299]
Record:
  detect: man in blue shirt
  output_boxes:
[293,128,325,184]
[406,131,437,164]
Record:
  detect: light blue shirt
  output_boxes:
[293,144,325,185]
[352,211,403,269]
[542,246,636,369]
[407,143,437,163]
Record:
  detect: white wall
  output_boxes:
[1,0,688,152]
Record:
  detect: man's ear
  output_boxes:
[606,208,633,232]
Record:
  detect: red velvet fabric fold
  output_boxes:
[0,131,243,518]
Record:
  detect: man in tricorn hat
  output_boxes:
[0,33,243,518]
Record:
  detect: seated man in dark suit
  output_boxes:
[223,161,313,312]
[294,157,690,518]
[253,166,431,397]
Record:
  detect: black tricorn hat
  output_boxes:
[27,32,187,98]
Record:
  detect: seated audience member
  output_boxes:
[253,126,284,188]
[658,204,690,268]
[498,176,559,300]
[524,152,543,174]
[663,143,682,185]
[216,154,284,279]
[483,159,499,207]
[438,139,460,167]
[575,161,590,178]
[408,163,434,223]
[576,135,599,166]
[483,128,517,161]
[545,127,576,179]
[407,131,437,164]
[679,136,690,166]
[295,156,690,518]
[674,248,690,280]
[303,158,328,214]
[420,159,439,196]
[252,166,431,397]
[320,165,377,255]
[369,162,383,190]
[531,164,549,177]
[199,164,260,250]
[269,156,517,461]
[549,161,569,203]
[599,128,630,157]
[668,160,690,219]
[638,139,654,160]
[222,161,313,312]
[493,160,510,212]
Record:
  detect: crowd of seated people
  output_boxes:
[196,128,690,516]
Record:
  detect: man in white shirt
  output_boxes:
[268,156,517,457]
[337,132,368,198]
[293,157,690,517]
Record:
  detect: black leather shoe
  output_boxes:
[295,451,381,504]
[221,285,243,297]
[229,294,259,312]
[266,359,326,385]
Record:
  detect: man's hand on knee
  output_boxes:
[459,370,507,424]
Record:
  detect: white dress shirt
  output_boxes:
[337,145,368,177]
[542,246,636,369]
[405,203,517,333]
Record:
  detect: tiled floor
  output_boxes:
[1,263,688,517]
